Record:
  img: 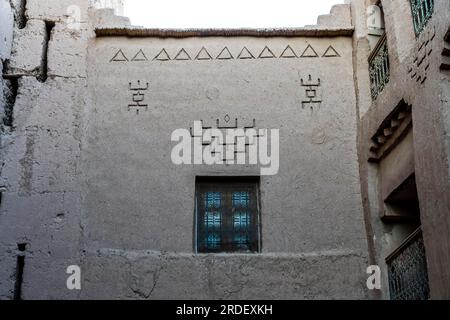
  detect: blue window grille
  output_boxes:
[205,234,221,250]
[204,211,222,229]
[369,34,390,100]
[410,0,434,36]
[196,179,259,253]
[234,234,251,250]
[232,192,250,208]
[233,211,250,230]
[205,192,221,209]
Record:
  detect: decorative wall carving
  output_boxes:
[237,47,255,59]
[190,115,256,134]
[153,48,171,61]
[109,45,341,63]
[110,49,128,62]
[189,115,258,162]
[368,100,412,163]
[280,45,297,58]
[127,80,149,114]
[301,44,319,58]
[300,74,322,110]
[131,49,148,61]
[258,46,277,59]
[196,47,213,60]
[407,26,436,84]
[323,45,340,57]
[216,47,234,60]
[174,48,191,61]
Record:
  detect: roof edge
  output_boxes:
[94,27,354,38]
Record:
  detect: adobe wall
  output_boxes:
[79,7,369,299]
[0,1,371,299]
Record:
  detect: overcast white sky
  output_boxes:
[123,0,346,28]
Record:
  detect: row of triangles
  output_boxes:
[110,45,340,62]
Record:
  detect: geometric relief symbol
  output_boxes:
[301,44,319,58]
[300,74,322,110]
[280,45,297,58]
[110,49,128,62]
[196,47,213,60]
[174,48,191,61]
[131,49,148,61]
[154,48,171,61]
[322,45,340,57]
[217,114,238,129]
[408,26,435,84]
[237,47,255,59]
[216,47,234,60]
[128,80,149,115]
[191,116,257,162]
[258,46,276,58]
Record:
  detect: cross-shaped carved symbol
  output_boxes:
[300,74,322,110]
[128,80,149,115]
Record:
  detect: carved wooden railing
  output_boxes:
[386,227,430,300]
[410,0,434,36]
[369,33,390,100]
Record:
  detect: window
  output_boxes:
[386,227,430,300]
[367,3,389,100]
[195,178,260,253]
[369,33,390,100]
[410,0,434,36]
[367,2,386,52]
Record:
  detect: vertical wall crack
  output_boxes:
[2,60,19,129]
[14,0,28,29]
[37,21,55,83]
[13,243,27,300]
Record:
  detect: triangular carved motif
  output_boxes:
[258,46,276,58]
[110,49,128,62]
[301,44,319,58]
[280,45,297,58]
[174,48,191,60]
[323,45,340,57]
[153,49,171,61]
[237,47,255,59]
[195,47,213,60]
[216,47,234,60]
[131,49,148,61]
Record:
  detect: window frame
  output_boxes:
[194,176,261,254]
